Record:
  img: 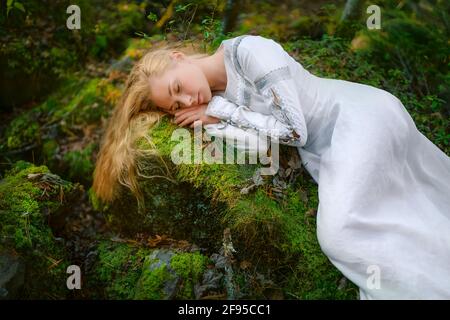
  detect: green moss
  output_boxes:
[92,243,209,300]
[1,77,95,153]
[88,186,105,212]
[62,143,96,182]
[149,117,257,204]
[134,256,174,300]
[93,242,150,299]
[42,139,60,168]
[3,76,112,146]
[99,36,368,299]
[52,79,101,124]
[5,113,40,150]
[133,251,208,300]
[0,161,81,298]
[170,252,207,299]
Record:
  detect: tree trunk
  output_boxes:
[340,0,363,22]
[222,0,241,34]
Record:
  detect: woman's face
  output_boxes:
[148,53,212,115]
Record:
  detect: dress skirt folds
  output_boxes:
[298,79,450,299]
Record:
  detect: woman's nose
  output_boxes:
[181,95,193,107]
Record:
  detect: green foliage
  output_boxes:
[363,18,448,98]
[6,0,25,17]
[0,0,150,109]
[90,2,148,58]
[199,14,227,51]
[286,35,449,155]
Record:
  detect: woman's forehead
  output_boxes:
[148,73,172,108]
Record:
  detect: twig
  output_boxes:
[183,4,198,41]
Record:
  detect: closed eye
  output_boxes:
[171,82,181,110]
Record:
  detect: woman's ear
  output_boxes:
[169,51,186,61]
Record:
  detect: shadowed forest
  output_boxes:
[0,0,449,300]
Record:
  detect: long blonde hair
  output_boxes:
[93,41,207,203]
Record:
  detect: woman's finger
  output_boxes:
[175,105,201,117]
[174,110,198,124]
[179,114,199,127]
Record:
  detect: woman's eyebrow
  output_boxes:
[168,83,172,97]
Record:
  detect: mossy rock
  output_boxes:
[0,161,83,298]
[89,241,149,299]
[90,242,209,300]
[134,250,208,300]
[102,130,226,248]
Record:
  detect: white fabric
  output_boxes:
[204,35,450,299]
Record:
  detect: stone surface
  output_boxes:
[0,252,25,299]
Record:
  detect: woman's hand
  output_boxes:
[174,104,220,128]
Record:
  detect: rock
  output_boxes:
[146,249,180,299]
[0,252,25,299]
[210,252,228,269]
[194,268,224,299]
[134,249,209,300]
[133,249,180,300]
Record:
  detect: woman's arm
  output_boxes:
[203,120,270,155]
[173,103,271,154]
[205,95,302,146]
[200,36,308,148]
[173,96,299,146]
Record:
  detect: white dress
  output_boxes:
[204,35,450,299]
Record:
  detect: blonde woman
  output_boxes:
[93,35,450,299]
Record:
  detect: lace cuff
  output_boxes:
[205,95,238,121]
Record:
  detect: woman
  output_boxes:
[93,34,450,299]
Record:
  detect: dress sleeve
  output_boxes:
[203,121,270,155]
[207,36,307,147]
[205,95,301,146]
